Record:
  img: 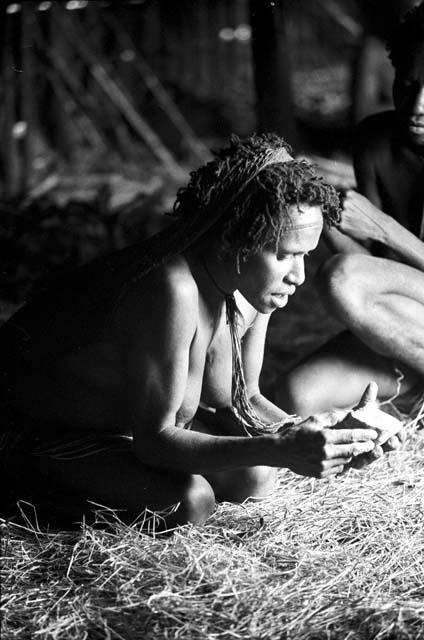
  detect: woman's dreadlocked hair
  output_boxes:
[171,134,341,264]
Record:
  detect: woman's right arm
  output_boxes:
[119,269,378,478]
[119,269,274,474]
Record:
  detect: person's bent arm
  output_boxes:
[120,275,378,478]
[377,214,424,271]
[323,224,372,255]
[120,273,280,473]
[325,115,386,257]
[351,122,424,270]
[338,190,424,271]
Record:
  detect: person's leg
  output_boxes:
[321,254,424,374]
[8,440,215,529]
[277,253,424,417]
[191,409,277,502]
[204,464,277,503]
[277,331,416,416]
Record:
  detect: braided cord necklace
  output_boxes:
[202,260,299,436]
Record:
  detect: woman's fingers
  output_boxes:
[319,465,345,478]
[348,445,385,469]
[383,435,401,450]
[325,428,378,444]
[307,440,375,464]
[295,460,346,479]
[328,441,375,458]
[324,456,352,467]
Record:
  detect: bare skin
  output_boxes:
[1,205,380,527]
[279,45,424,417]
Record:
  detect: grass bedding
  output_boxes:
[2,414,424,640]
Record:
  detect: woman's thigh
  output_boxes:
[5,438,215,527]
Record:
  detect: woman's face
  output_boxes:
[236,204,323,314]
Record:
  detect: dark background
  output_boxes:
[0,0,415,395]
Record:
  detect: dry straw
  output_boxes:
[2,408,424,640]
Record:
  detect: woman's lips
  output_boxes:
[271,294,288,308]
[270,290,294,308]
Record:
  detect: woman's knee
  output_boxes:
[221,466,276,503]
[175,474,216,525]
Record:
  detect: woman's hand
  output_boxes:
[339,190,389,245]
[343,382,405,469]
[275,384,379,478]
[275,382,403,478]
[347,432,405,470]
[276,411,378,478]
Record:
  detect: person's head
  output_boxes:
[232,200,325,313]
[359,0,416,40]
[171,134,340,311]
[388,1,424,145]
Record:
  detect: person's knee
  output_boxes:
[278,371,324,417]
[176,474,216,525]
[317,254,371,321]
[220,466,276,503]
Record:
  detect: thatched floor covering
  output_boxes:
[2,417,424,640]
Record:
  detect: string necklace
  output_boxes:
[202,260,299,436]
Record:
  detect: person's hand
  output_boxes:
[338,190,389,244]
[340,381,405,469]
[275,389,378,478]
[347,435,404,469]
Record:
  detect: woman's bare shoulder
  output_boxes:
[116,254,199,335]
[131,254,198,303]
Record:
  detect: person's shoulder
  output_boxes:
[154,255,197,299]
[354,111,400,167]
[125,254,198,314]
[356,111,398,147]
[116,255,199,342]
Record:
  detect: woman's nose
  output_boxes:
[286,256,305,287]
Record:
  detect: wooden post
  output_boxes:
[46,2,75,164]
[20,1,37,192]
[249,0,298,146]
[2,9,21,199]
